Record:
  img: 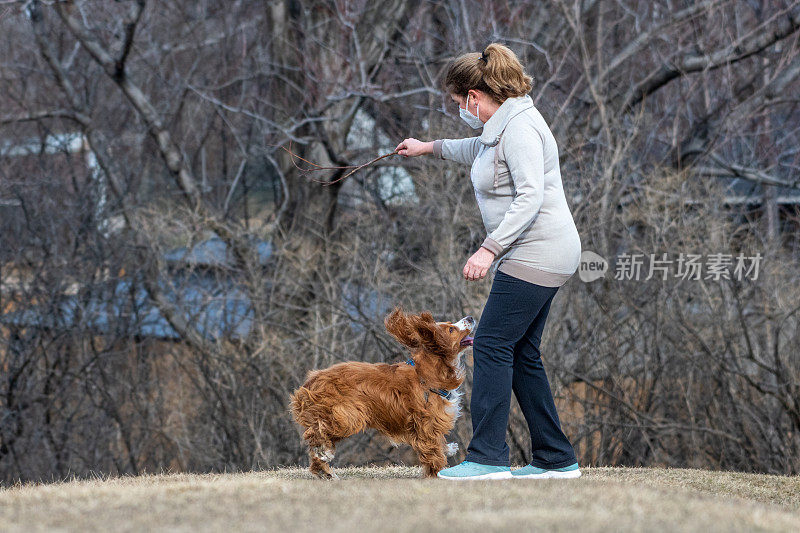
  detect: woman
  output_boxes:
[395,43,582,480]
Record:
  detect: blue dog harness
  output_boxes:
[405,358,454,401]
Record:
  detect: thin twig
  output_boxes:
[323,150,401,186]
[277,140,400,186]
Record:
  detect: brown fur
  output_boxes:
[289,307,471,479]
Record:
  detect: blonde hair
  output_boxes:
[443,42,533,104]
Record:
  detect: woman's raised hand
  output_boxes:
[395,138,431,157]
[463,247,496,281]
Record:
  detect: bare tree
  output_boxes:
[1,0,799,481]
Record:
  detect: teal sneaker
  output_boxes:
[511,462,581,479]
[437,460,512,480]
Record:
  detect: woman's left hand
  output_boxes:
[463,247,496,281]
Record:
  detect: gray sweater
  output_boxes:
[432,94,581,286]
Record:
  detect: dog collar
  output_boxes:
[429,387,454,400]
[405,359,454,400]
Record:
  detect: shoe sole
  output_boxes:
[512,469,582,479]
[437,470,513,481]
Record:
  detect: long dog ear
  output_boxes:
[384,307,420,349]
[413,311,457,357]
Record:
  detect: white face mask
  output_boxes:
[459,93,483,129]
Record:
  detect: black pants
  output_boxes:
[464,269,578,468]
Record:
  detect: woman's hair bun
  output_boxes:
[478,43,532,99]
[444,42,533,102]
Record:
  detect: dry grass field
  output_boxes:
[1,466,798,532]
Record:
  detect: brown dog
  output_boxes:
[289,307,475,479]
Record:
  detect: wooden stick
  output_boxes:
[321,149,400,186]
[278,140,400,186]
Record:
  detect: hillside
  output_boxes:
[1,466,798,532]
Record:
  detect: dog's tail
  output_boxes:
[289,386,317,426]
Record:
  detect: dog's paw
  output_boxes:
[311,446,335,462]
[445,442,459,457]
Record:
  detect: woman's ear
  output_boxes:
[467,89,480,111]
[384,307,420,349]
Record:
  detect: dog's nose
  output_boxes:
[463,316,475,329]
[453,315,476,332]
